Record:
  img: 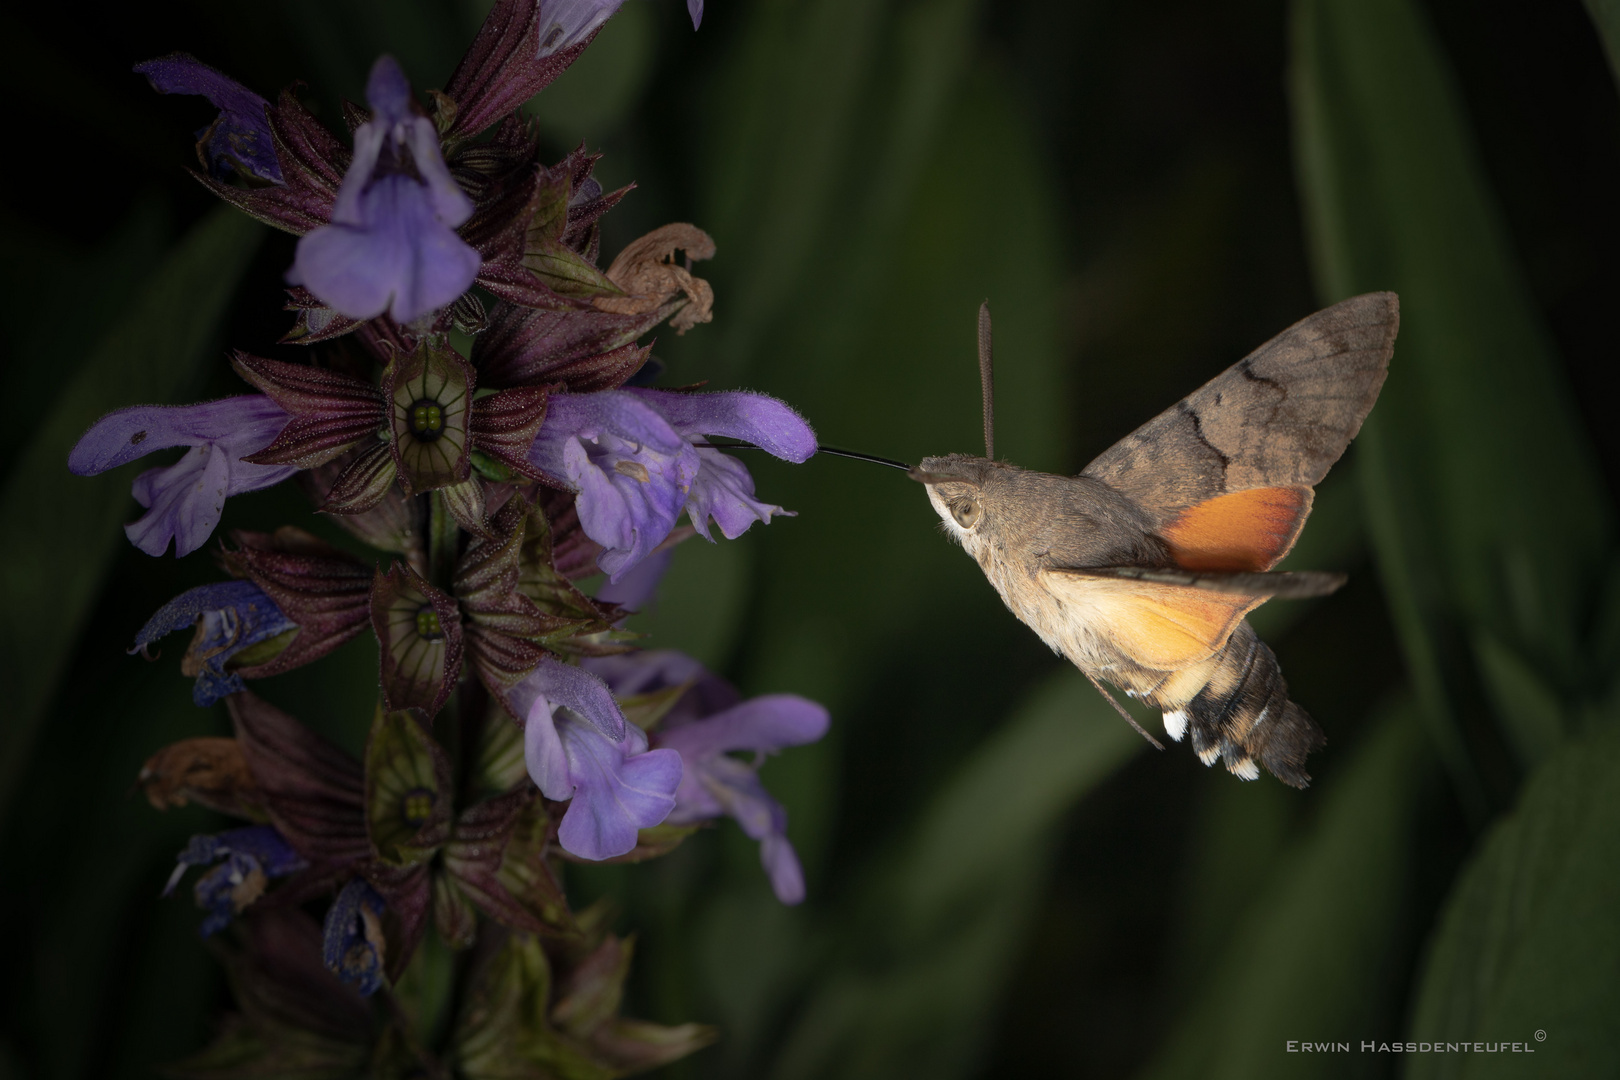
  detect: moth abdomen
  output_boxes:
[1169,621,1324,788]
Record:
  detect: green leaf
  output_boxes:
[0,205,262,827]
[1137,699,1434,1080]
[765,670,1142,1080]
[1406,721,1620,1078]
[1290,0,1614,811]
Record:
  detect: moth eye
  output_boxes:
[951,499,982,529]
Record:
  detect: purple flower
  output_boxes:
[68,395,296,557]
[164,825,307,936]
[537,0,628,56]
[288,56,479,324]
[134,52,283,184]
[528,388,816,582]
[508,655,683,860]
[322,879,389,996]
[587,650,829,904]
[132,580,296,706]
[688,0,704,29]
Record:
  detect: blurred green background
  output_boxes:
[4,0,1620,1076]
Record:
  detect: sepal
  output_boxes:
[228,691,371,866]
[221,527,374,679]
[364,705,453,865]
[371,563,465,717]
[386,344,475,494]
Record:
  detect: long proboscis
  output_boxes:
[978,300,995,461]
[693,440,912,472]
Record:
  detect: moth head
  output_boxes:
[912,454,1003,545]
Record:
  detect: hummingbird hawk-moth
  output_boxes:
[911,292,1399,787]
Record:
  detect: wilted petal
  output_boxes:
[134,52,282,183]
[133,579,297,705]
[537,0,626,56]
[688,0,704,28]
[164,824,306,936]
[321,879,389,996]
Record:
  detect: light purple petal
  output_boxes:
[511,653,627,740]
[69,396,289,476]
[402,116,474,228]
[523,702,571,799]
[686,447,791,541]
[327,123,385,227]
[290,176,481,323]
[125,445,229,557]
[554,714,681,860]
[537,0,627,57]
[531,392,701,582]
[761,834,805,905]
[365,55,414,127]
[687,0,704,29]
[626,389,817,462]
[594,547,672,611]
[657,695,829,760]
[583,649,707,697]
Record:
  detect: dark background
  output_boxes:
[2,1,1617,1077]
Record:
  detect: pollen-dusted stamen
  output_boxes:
[400,786,436,826]
[408,399,445,441]
[415,605,445,641]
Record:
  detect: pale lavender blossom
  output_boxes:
[509,655,682,861]
[528,388,816,582]
[288,56,479,323]
[537,0,703,58]
[537,0,627,56]
[586,650,829,904]
[134,53,283,183]
[68,396,296,557]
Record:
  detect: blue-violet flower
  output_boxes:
[528,388,816,582]
[509,655,682,861]
[288,56,479,324]
[132,580,297,706]
[68,395,296,557]
[134,52,283,183]
[322,879,390,996]
[164,824,307,936]
[588,650,829,903]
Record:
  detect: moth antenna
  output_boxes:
[978,300,995,461]
[1083,670,1166,751]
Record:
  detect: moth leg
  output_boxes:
[1082,670,1165,751]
